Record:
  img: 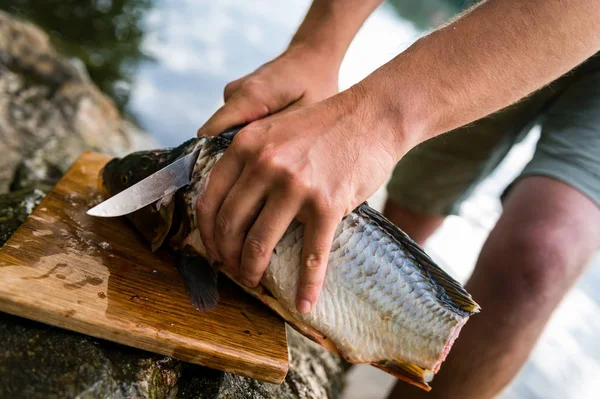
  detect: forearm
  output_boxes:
[360,0,600,156]
[290,0,384,66]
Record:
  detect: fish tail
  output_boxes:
[374,361,434,392]
[177,255,219,311]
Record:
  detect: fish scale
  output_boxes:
[99,134,481,391]
[271,213,436,366]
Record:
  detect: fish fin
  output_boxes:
[374,361,433,392]
[356,204,481,315]
[178,255,219,312]
[125,200,175,253]
[151,201,176,252]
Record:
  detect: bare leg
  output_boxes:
[382,199,445,245]
[387,176,600,399]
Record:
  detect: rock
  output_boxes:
[0,11,349,399]
[0,313,181,399]
[0,186,46,247]
[0,10,156,195]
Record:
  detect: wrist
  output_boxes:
[286,40,344,73]
[287,0,384,74]
[280,42,341,89]
[356,42,447,159]
[346,77,420,163]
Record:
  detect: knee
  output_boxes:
[486,225,587,300]
[512,228,571,296]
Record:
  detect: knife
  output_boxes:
[87,125,245,218]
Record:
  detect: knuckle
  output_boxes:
[300,281,323,292]
[239,78,264,97]
[196,196,210,215]
[215,212,232,236]
[254,153,312,192]
[238,80,272,117]
[312,196,342,218]
[244,234,269,259]
[223,80,239,97]
[304,254,325,272]
[285,169,312,193]
[253,148,278,173]
[233,128,253,145]
[230,132,253,156]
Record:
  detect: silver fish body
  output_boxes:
[178,136,480,389]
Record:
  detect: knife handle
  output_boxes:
[219,124,248,141]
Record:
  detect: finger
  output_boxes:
[196,149,244,264]
[238,95,308,131]
[197,92,269,137]
[238,194,301,288]
[252,97,305,126]
[224,78,243,101]
[214,166,267,276]
[296,214,340,314]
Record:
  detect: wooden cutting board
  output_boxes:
[0,151,289,383]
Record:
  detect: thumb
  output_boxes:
[197,92,270,137]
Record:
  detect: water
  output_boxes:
[2,0,432,145]
[129,1,422,145]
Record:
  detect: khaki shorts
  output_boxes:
[387,54,600,215]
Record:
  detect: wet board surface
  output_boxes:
[0,151,289,383]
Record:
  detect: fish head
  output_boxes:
[98,139,199,251]
[99,149,176,196]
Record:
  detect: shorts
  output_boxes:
[387,53,600,216]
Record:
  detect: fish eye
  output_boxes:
[121,175,128,185]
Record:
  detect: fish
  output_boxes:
[98,133,480,391]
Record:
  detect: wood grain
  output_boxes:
[0,151,289,384]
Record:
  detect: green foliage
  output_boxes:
[1,0,154,109]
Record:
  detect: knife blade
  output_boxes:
[87,125,246,218]
[87,148,200,217]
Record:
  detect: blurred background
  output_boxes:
[2,1,599,398]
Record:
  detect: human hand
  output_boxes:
[196,85,402,314]
[197,44,340,137]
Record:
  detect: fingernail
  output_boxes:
[242,278,255,288]
[297,300,311,314]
